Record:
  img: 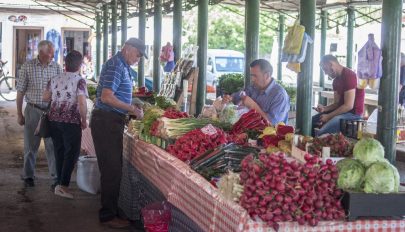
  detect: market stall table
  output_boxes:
[80,131,405,231]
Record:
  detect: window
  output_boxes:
[215,57,244,72]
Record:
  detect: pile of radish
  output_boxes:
[166,126,228,161]
[239,152,345,229]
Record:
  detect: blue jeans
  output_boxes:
[312,111,361,136]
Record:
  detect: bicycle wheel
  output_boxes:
[0,76,17,101]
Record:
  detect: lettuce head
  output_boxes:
[363,161,400,193]
[353,138,385,167]
[337,159,366,191]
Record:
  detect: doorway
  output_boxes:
[13,27,43,77]
[61,28,91,78]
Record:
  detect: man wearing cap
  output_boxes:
[90,38,146,229]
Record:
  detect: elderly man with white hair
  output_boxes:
[16,40,62,188]
[91,37,146,229]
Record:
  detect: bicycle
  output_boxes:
[0,61,17,101]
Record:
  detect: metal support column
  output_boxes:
[173,0,182,63]
[296,0,315,135]
[346,7,354,69]
[277,14,285,81]
[102,4,109,63]
[244,0,260,87]
[121,0,128,45]
[138,0,146,87]
[196,0,208,115]
[111,0,118,56]
[95,11,101,79]
[377,0,403,164]
[319,10,327,105]
[153,0,162,92]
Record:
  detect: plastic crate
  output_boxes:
[341,190,405,221]
[340,119,366,139]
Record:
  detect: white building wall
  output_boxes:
[0,11,93,76]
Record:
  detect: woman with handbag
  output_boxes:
[43,50,88,199]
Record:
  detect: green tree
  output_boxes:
[182,4,279,57]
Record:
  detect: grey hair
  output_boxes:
[38,40,54,52]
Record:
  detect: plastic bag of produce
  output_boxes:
[142,202,171,232]
[219,103,239,124]
[201,105,218,119]
[76,156,100,194]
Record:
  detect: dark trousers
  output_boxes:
[90,108,126,222]
[49,121,82,186]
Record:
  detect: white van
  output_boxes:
[206,49,245,87]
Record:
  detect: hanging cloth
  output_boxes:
[357,33,382,80]
[160,42,174,63]
[283,21,305,55]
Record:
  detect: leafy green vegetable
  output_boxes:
[142,107,164,136]
[336,158,355,171]
[218,73,244,94]
[363,161,400,193]
[337,159,365,191]
[353,138,385,167]
[159,117,231,139]
[155,96,177,109]
[87,85,97,100]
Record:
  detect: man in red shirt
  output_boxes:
[312,55,365,136]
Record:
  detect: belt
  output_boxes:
[93,108,127,119]
[28,103,48,111]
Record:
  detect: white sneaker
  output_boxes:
[54,185,74,199]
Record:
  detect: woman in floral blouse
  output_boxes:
[43,50,88,199]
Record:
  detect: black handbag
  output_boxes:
[34,105,51,138]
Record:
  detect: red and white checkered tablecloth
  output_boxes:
[82,131,405,232]
[122,134,248,232]
[244,219,405,232]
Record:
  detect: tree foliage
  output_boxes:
[182,4,280,57]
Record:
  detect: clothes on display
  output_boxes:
[160,42,175,72]
[357,33,382,89]
[46,29,62,62]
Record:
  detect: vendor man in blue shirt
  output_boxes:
[224,59,290,125]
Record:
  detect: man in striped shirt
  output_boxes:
[16,40,62,188]
[90,38,145,229]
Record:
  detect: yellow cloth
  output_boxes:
[283,23,305,55]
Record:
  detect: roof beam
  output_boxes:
[32,0,94,28]
[42,0,94,20]
[60,1,96,14]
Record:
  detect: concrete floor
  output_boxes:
[0,100,142,232]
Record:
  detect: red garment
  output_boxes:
[332,68,365,116]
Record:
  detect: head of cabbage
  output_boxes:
[363,161,400,193]
[353,138,385,167]
[337,159,366,191]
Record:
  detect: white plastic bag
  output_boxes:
[76,156,100,194]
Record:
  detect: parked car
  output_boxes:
[206,49,245,89]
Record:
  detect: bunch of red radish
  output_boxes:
[239,152,345,230]
[167,127,227,161]
[162,109,189,119]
